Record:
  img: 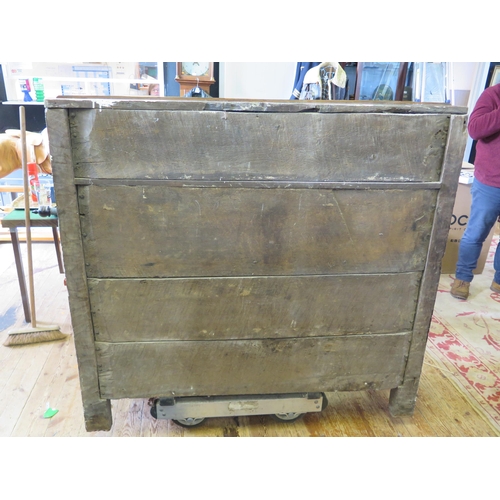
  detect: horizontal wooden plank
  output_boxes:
[89,273,421,342]
[79,185,437,278]
[69,109,449,182]
[75,178,443,190]
[0,185,24,193]
[0,227,55,242]
[95,333,411,399]
[45,96,468,115]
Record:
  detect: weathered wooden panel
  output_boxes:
[45,108,112,431]
[89,272,421,342]
[46,96,468,115]
[70,109,449,182]
[96,333,411,399]
[45,97,469,429]
[79,185,437,278]
[390,114,467,415]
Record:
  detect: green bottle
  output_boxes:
[33,78,45,102]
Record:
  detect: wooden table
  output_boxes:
[1,208,64,322]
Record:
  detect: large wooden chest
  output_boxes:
[45,97,468,431]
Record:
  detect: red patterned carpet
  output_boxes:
[428,235,500,434]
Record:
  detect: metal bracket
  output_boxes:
[152,392,326,421]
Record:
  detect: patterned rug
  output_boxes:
[427,235,500,434]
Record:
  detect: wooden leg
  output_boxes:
[10,228,31,323]
[52,226,64,274]
[388,378,420,416]
[83,399,113,432]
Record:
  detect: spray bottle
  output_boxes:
[19,79,33,102]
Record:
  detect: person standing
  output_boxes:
[451,82,500,300]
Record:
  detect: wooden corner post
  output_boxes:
[389,114,468,416]
[45,108,112,431]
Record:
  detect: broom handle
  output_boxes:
[20,106,37,327]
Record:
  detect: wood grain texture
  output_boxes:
[2,244,497,437]
[88,273,421,342]
[79,185,437,278]
[45,108,112,432]
[70,109,449,182]
[45,96,468,116]
[75,178,442,191]
[389,114,468,415]
[95,334,411,399]
[43,98,469,430]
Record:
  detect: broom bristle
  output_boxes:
[3,325,67,347]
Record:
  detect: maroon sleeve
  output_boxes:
[468,87,500,140]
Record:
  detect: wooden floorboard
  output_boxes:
[0,241,498,437]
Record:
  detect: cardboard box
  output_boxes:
[441,180,495,275]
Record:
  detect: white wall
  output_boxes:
[219,62,296,99]
[451,62,479,106]
[453,62,478,93]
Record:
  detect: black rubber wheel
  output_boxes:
[150,405,158,419]
[321,393,329,411]
[172,417,206,428]
[272,393,328,422]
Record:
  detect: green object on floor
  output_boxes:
[43,408,59,419]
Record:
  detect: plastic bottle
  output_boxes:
[27,162,40,205]
[33,78,45,102]
[20,79,33,102]
[38,184,49,205]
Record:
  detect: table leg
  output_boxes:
[10,228,31,323]
[388,377,420,416]
[52,226,64,274]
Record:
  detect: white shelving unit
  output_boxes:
[1,62,164,102]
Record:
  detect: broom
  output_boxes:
[3,106,67,347]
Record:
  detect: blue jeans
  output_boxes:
[455,178,500,283]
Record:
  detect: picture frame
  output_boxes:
[354,62,408,101]
[412,62,453,104]
[489,65,500,87]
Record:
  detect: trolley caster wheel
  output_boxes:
[172,417,206,428]
[272,412,304,423]
[150,405,158,419]
[321,392,329,410]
